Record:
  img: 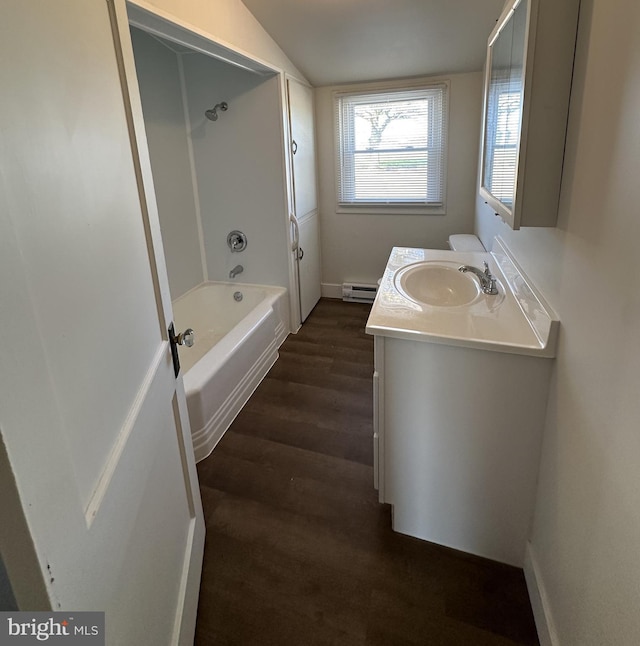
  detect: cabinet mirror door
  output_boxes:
[480,0,528,222]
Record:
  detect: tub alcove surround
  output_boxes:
[130,27,292,297]
[130,21,297,460]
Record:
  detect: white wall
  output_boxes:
[131,28,204,300]
[475,0,640,642]
[315,72,483,289]
[182,56,291,287]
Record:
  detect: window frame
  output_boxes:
[334,81,449,215]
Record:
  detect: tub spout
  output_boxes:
[229,264,243,279]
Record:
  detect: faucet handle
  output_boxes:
[483,261,491,276]
[227,230,248,252]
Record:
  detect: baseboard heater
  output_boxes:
[342,283,378,303]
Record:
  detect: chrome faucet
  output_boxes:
[229,264,243,279]
[458,261,499,295]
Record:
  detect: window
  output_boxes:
[482,79,522,206]
[335,84,448,210]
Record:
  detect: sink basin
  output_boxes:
[394,260,481,307]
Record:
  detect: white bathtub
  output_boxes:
[172,282,289,462]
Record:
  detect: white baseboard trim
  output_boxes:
[321,283,343,299]
[524,542,558,646]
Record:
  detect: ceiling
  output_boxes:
[240,0,506,86]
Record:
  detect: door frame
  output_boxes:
[108,5,206,639]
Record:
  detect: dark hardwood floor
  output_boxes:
[194,299,539,646]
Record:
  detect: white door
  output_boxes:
[0,2,204,644]
[287,78,322,322]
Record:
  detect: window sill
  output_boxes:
[336,203,446,216]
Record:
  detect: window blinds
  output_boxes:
[483,83,521,206]
[335,85,448,207]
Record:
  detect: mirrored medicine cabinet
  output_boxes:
[479,0,580,229]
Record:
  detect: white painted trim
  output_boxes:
[170,379,206,646]
[171,514,205,646]
[127,0,279,76]
[177,53,208,283]
[171,517,196,644]
[524,541,558,646]
[321,283,343,299]
[111,0,174,331]
[85,342,166,525]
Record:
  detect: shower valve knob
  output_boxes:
[227,230,248,252]
[176,328,195,347]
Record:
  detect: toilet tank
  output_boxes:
[448,234,485,252]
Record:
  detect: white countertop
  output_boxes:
[365,238,559,357]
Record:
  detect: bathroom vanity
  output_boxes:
[366,239,559,566]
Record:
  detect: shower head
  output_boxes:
[205,101,228,121]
